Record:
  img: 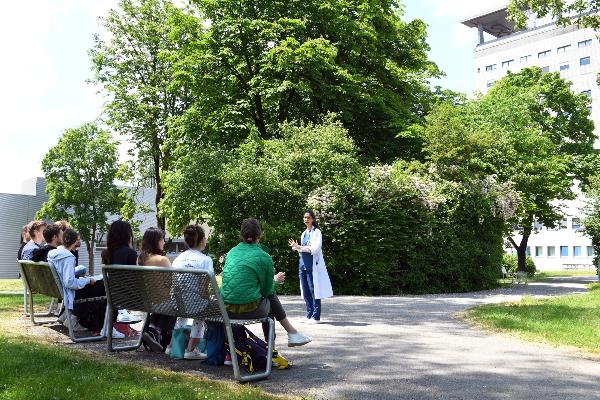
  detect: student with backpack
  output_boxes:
[221,218,312,350]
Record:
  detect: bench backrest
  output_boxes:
[102,264,229,322]
[18,260,63,299]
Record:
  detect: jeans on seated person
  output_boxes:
[227,294,286,342]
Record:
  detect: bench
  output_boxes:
[102,264,274,382]
[562,263,594,270]
[501,266,528,284]
[18,260,107,343]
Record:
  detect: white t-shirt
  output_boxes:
[172,249,214,273]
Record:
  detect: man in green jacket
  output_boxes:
[221,218,312,347]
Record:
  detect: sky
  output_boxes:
[0,0,508,194]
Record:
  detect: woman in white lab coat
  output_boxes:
[289,209,333,322]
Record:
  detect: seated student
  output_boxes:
[17,223,31,260]
[21,220,47,260]
[138,227,176,352]
[48,229,123,337]
[31,224,63,262]
[55,220,79,264]
[222,218,312,351]
[169,224,213,360]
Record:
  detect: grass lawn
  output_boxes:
[0,279,24,292]
[532,270,597,281]
[0,294,288,400]
[464,283,600,355]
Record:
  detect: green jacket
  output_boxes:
[221,242,275,305]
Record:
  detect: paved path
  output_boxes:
[58,276,600,399]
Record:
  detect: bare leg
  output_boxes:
[278,317,298,334]
[187,337,200,352]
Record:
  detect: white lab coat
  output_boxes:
[299,227,333,299]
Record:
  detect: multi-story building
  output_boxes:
[461,6,598,270]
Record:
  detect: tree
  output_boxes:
[37,123,123,273]
[423,68,597,272]
[90,0,203,230]
[508,0,600,31]
[174,0,440,162]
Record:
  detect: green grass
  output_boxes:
[532,270,597,281]
[0,294,288,400]
[0,280,24,292]
[464,283,600,354]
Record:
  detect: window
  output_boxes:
[582,89,592,97]
[526,246,531,256]
[560,246,568,257]
[578,39,592,48]
[485,64,497,71]
[557,45,571,53]
[538,50,551,58]
[573,246,582,257]
[520,55,532,63]
[559,218,568,230]
[587,246,595,257]
[541,66,550,73]
[477,67,481,73]
[487,79,495,88]
[580,56,591,66]
[535,246,543,257]
[502,59,514,68]
[559,63,570,71]
[548,246,556,257]
[572,218,582,231]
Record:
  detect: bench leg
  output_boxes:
[107,308,148,352]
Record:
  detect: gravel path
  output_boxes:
[24,276,600,399]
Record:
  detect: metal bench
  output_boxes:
[102,264,274,382]
[18,260,107,343]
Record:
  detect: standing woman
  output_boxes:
[289,209,333,323]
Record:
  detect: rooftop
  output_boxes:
[461,7,517,39]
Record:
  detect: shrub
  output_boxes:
[501,253,536,277]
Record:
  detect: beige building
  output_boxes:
[462,6,597,270]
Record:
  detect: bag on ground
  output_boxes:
[229,325,270,372]
[203,321,225,365]
[170,326,191,360]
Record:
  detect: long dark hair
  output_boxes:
[138,227,165,265]
[63,229,79,248]
[305,209,319,229]
[101,220,134,264]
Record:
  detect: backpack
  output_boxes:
[229,325,269,372]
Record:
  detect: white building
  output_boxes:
[461,6,597,270]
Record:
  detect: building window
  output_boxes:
[535,246,543,257]
[538,50,551,58]
[588,106,593,113]
[477,67,480,73]
[526,246,531,256]
[487,80,495,88]
[559,63,569,71]
[502,59,514,68]
[548,246,556,257]
[559,218,568,229]
[578,39,592,48]
[560,246,568,257]
[557,45,571,53]
[582,89,592,98]
[541,66,550,73]
[572,218,582,231]
[587,246,595,257]
[520,55,532,63]
[573,246,582,257]
[485,64,497,71]
[580,56,591,66]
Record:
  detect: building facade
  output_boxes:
[462,6,598,270]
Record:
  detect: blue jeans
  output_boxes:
[299,265,321,320]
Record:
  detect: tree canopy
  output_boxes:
[37,123,123,273]
[509,0,600,31]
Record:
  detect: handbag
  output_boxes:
[170,326,191,360]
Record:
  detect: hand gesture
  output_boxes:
[288,239,300,250]
[274,271,286,283]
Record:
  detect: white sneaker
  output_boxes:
[288,332,312,347]
[304,318,317,324]
[184,348,207,360]
[165,345,172,356]
[100,326,126,339]
[63,315,87,332]
[117,309,141,323]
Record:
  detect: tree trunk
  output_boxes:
[508,215,533,273]
[85,240,95,275]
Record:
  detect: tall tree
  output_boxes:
[90,0,202,229]
[508,0,600,31]
[37,123,123,273]
[175,0,440,162]
[424,68,597,272]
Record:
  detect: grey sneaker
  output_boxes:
[184,348,207,360]
[63,315,87,332]
[288,332,312,347]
